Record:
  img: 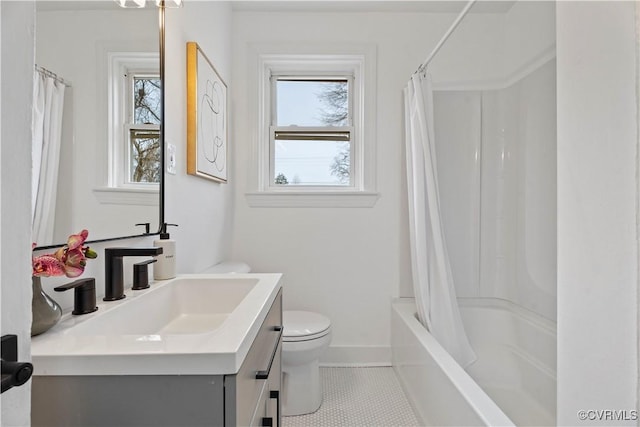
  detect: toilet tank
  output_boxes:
[203,261,251,274]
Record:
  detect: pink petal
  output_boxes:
[65,248,86,268]
[67,230,89,251]
[33,255,66,277]
[53,247,67,262]
[64,264,85,278]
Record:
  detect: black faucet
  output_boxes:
[54,277,98,315]
[104,247,163,301]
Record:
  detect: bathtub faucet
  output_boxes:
[104,247,163,301]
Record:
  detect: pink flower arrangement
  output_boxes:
[32,229,98,278]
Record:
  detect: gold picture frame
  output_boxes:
[186,41,228,183]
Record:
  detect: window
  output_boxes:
[272,78,353,187]
[107,52,160,192]
[128,74,160,184]
[249,50,378,207]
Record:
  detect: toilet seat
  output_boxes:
[283,310,331,342]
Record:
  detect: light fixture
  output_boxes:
[156,0,183,7]
[116,0,145,7]
[115,0,182,8]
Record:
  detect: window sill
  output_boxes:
[93,187,159,206]
[245,191,380,208]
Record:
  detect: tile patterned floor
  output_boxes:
[282,367,422,427]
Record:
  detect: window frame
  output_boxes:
[107,52,160,192]
[125,71,161,186]
[248,50,378,207]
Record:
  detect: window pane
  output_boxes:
[274,140,350,186]
[129,129,160,183]
[276,80,348,127]
[134,77,161,125]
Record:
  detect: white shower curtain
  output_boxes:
[32,71,66,245]
[404,71,476,368]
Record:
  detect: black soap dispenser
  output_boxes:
[153,223,178,280]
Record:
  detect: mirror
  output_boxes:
[34,1,161,247]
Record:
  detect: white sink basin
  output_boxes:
[31,273,282,376]
[67,277,258,336]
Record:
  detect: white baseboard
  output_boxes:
[319,345,391,367]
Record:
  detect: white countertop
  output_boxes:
[31,273,282,376]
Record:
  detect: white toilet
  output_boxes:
[204,261,332,416]
[282,310,332,416]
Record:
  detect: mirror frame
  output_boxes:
[33,3,166,250]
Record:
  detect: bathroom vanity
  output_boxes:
[31,274,282,427]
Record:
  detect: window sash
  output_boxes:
[270,76,354,127]
[127,71,160,123]
[124,123,160,186]
[269,126,354,188]
[269,74,355,189]
[123,70,160,188]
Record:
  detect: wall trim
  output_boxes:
[245,191,379,208]
[433,45,556,91]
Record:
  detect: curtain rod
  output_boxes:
[35,64,71,87]
[417,0,477,74]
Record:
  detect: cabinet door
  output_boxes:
[249,341,281,427]
[225,289,282,426]
[250,381,268,427]
[266,343,282,427]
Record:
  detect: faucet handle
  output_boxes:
[54,278,98,315]
[133,259,157,290]
[135,223,151,234]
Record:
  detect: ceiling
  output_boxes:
[36,1,121,11]
[230,1,517,14]
[37,0,517,13]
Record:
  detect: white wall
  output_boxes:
[1,2,35,425]
[557,1,638,424]
[503,1,555,81]
[36,8,159,243]
[230,10,511,364]
[164,2,234,274]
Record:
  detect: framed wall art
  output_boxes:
[186,41,228,183]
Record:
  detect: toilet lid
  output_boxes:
[283,310,331,341]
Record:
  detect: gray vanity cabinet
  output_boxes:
[32,290,283,427]
[225,288,282,427]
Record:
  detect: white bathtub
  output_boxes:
[392,298,556,426]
